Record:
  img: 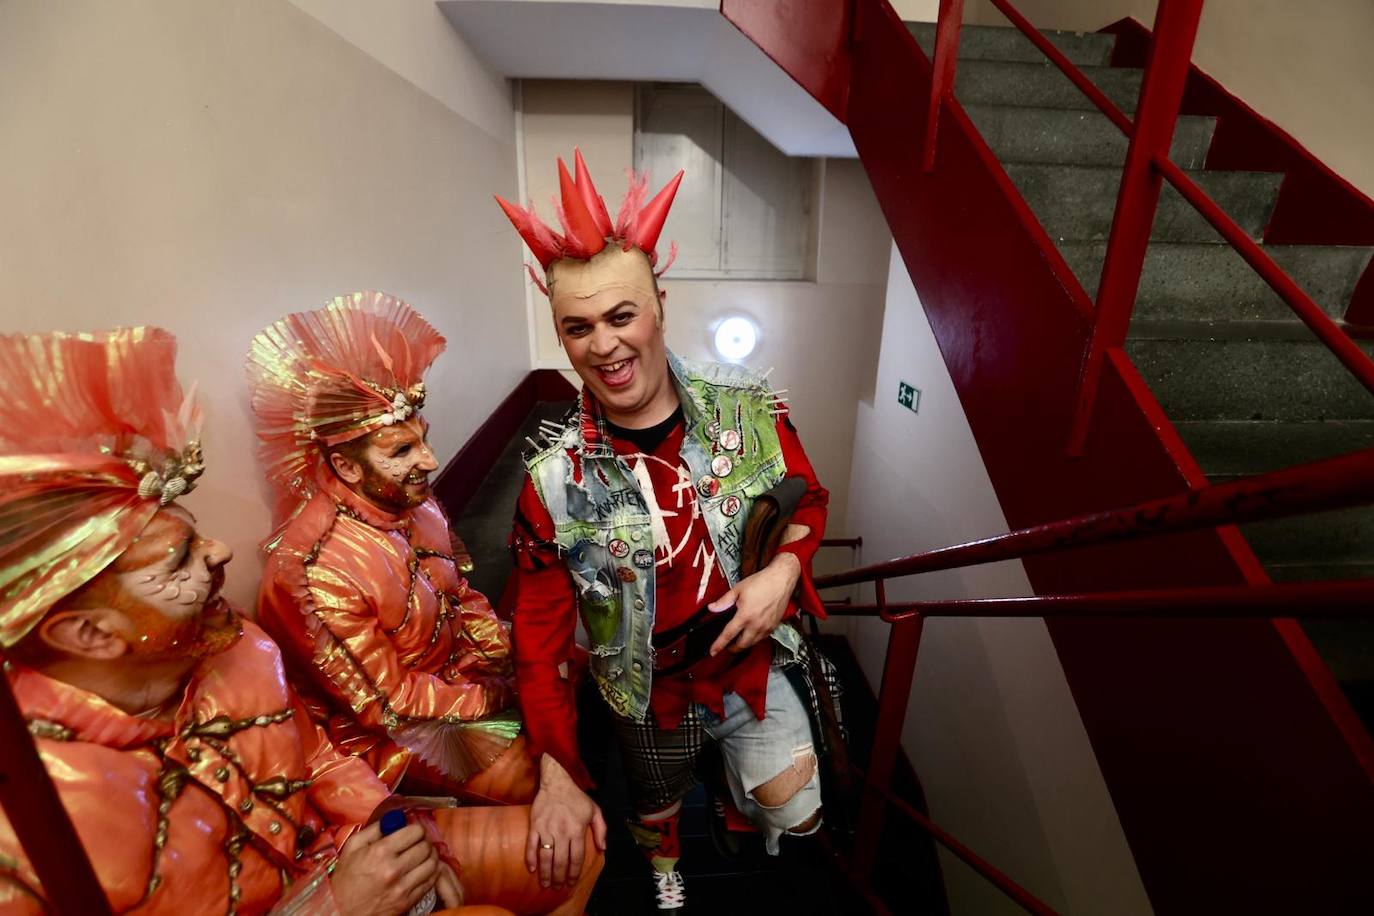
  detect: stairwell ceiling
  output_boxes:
[436,0,856,158]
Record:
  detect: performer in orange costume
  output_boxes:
[0,326,598,915]
[0,327,465,914]
[248,294,538,803]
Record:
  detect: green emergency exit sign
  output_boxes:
[898,380,920,413]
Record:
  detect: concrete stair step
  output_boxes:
[971,104,1213,167]
[1125,337,1374,422]
[1270,563,1374,582]
[1241,506,1374,566]
[952,59,1143,112]
[908,20,1115,66]
[1174,420,1374,477]
[1005,163,1282,243]
[1063,242,1372,323]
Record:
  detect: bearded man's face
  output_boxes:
[95,508,239,660]
[330,416,439,513]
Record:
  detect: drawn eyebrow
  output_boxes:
[561,301,637,326]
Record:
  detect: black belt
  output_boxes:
[651,604,741,677]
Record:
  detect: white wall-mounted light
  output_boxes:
[713,315,759,362]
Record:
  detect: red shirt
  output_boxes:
[511,408,828,787]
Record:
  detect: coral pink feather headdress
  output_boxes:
[245,291,445,530]
[495,148,684,294]
[0,327,204,647]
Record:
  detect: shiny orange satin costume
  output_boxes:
[258,474,529,794]
[246,293,533,798]
[1,618,388,914]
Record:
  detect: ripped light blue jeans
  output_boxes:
[698,665,823,854]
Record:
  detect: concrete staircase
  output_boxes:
[910,21,1374,723]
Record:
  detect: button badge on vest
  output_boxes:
[697,475,720,498]
[608,538,630,559]
[711,454,733,478]
[718,428,741,451]
[721,495,742,517]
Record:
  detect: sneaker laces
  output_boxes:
[654,870,686,910]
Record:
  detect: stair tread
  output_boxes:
[968,103,1213,167]
[951,58,1144,112]
[907,20,1115,66]
[1005,162,1283,243]
[1062,241,1374,323]
[1125,337,1374,422]
[1175,419,1374,476]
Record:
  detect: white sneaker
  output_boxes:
[653,870,686,910]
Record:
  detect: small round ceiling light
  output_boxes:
[713,316,759,362]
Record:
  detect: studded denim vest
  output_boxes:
[524,352,800,722]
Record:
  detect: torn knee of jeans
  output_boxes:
[748,744,818,809]
[787,809,822,835]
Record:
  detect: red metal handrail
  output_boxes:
[816,446,1374,589]
[986,0,1132,133]
[1065,0,1203,454]
[0,661,113,915]
[853,764,1060,915]
[824,579,1374,622]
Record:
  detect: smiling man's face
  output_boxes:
[549,247,670,425]
[328,416,438,513]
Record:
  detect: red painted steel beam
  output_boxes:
[855,764,1060,916]
[824,579,1374,621]
[920,0,965,172]
[987,0,1131,134]
[1066,0,1204,455]
[0,666,112,914]
[852,607,924,877]
[816,447,1374,589]
[1156,154,1374,396]
[819,537,864,548]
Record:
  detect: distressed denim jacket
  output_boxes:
[524,352,800,722]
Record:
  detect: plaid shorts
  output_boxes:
[611,642,844,813]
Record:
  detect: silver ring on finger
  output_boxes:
[540,841,554,850]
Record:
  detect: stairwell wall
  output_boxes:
[973,0,1374,200]
[838,246,1153,915]
[0,0,530,608]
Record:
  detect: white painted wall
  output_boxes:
[0,0,529,607]
[516,79,889,537]
[839,247,1152,915]
[285,0,515,144]
[972,0,1374,200]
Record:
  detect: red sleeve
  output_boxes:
[773,412,830,619]
[509,474,594,789]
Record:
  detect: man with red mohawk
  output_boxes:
[248,293,542,806]
[498,151,832,910]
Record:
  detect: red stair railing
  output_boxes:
[924,0,1374,454]
[723,0,1374,909]
[815,460,1374,911]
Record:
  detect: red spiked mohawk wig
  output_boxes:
[495,148,683,294]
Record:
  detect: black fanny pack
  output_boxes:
[649,476,810,678]
[651,604,737,677]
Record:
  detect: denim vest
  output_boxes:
[525,352,801,722]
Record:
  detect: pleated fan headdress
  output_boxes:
[0,327,203,647]
[245,292,445,532]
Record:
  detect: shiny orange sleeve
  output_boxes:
[305,564,512,729]
[294,694,391,846]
